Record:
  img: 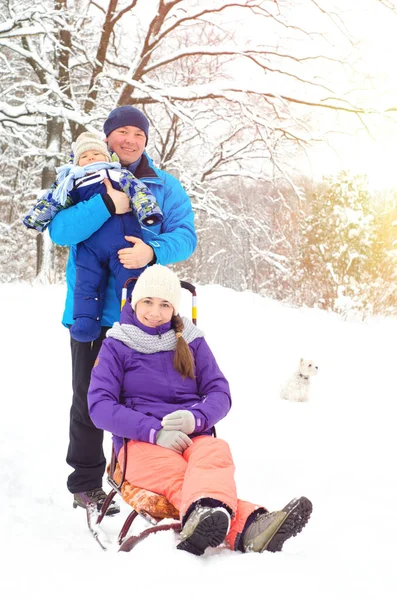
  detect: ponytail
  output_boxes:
[172,315,195,379]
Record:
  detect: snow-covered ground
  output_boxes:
[2,282,397,599]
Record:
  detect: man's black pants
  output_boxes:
[66,327,109,493]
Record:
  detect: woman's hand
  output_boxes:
[161,410,195,435]
[156,429,192,454]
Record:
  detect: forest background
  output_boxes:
[2,0,397,318]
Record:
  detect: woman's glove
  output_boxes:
[161,410,195,435]
[156,429,192,454]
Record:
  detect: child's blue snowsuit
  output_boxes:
[23,164,163,342]
[70,169,148,341]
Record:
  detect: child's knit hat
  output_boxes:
[72,132,111,165]
[131,265,181,315]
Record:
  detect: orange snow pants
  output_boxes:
[118,435,263,550]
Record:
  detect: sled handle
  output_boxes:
[181,280,197,325]
[121,277,138,310]
[121,277,197,325]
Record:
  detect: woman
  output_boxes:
[88,265,312,556]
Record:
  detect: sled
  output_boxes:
[86,279,197,552]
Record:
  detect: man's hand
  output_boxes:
[161,410,195,435]
[103,178,131,214]
[156,429,192,454]
[118,236,154,269]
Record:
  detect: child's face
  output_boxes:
[78,149,108,166]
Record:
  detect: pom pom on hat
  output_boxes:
[131,265,181,315]
[72,132,111,165]
[103,105,149,142]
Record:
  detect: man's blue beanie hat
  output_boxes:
[103,106,149,141]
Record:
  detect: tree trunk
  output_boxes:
[36,117,64,283]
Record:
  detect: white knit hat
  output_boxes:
[72,132,111,165]
[131,265,181,315]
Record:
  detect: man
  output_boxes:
[49,106,196,514]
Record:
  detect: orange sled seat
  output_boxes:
[86,449,181,552]
[88,446,182,552]
[109,460,179,521]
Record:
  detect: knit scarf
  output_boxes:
[106,316,204,354]
[52,161,122,206]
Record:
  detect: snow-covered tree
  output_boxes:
[1,0,397,290]
[293,172,380,315]
[363,194,397,316]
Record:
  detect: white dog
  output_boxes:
[280,358,318,403]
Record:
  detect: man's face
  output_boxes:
[106,125,146,166]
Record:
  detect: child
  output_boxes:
[87,265,313,556]
[23,132,163,342]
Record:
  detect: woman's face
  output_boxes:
[135,297,174,328]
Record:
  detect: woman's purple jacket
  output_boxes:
[87,302,231,455]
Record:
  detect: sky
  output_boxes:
[298,1,397,190]
[230,0,397,190]
[2,281,397,599]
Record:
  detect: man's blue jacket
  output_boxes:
[49,153,197,327]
